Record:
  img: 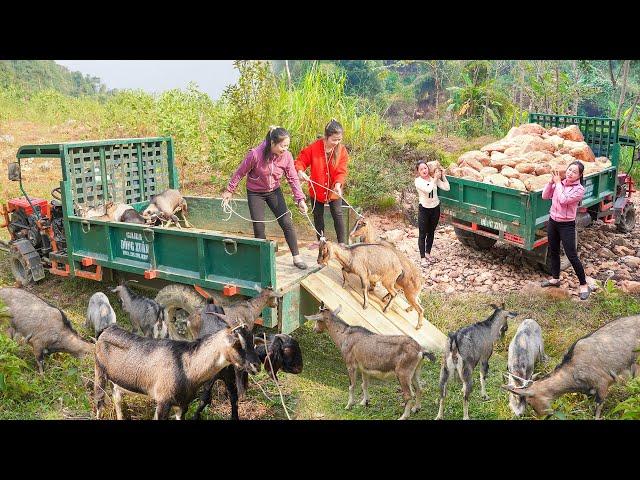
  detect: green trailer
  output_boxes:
[438,113,637,272]
[2,137,355,338]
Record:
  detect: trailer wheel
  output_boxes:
[453,227,497,250]
[155,284,207,341]
[617,203,636,233]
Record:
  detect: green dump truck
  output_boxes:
[438,113,637,272]
[2,137,355,338]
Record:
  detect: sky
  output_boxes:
[55,60,240,99]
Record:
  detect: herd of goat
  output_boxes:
[1,280,639,420]
[0,190,638,419]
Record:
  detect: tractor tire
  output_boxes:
[617,203,636,233]
[10,245,34,286]
[155,284,207,341]
[453,226,497,250]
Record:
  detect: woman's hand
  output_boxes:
[334,183,343,197]
[298,170,309,182]
[222,190,233,202]
[434,169,442,181]
[298,199,308,215]
[552,170,562,185]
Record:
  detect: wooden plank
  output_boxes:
[275,248,320,293]
[301,262,447,352]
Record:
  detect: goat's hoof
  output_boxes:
[398,415,408,420]
[435,414,443,420]
[411,405,421,414]
[345,404,354,410]
[481,394,490,401]
[359,399,370,407]
[463,415,470,420]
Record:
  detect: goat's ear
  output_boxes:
[501,384,533,397]
[253,336,267,345]
[531,372,542,381]
[508,311,518,318]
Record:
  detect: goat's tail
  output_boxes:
[447,333,460,363]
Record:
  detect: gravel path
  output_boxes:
[367,196,640,299]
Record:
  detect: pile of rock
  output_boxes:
[446,123,612,192]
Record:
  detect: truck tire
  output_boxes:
[155,284,207,341]
[10,245,33,286]
[617,203,636,233]
[453,226,497,250]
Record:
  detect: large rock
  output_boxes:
[460,167,484,182]
[570,143,596,163]
[506,123,546,138]
[558,125,584,142]
[485,173,510,188]
[480,166,499,176]
[520,136,556,154]
[621,256,640,269]
[500,166,519,178]
[458,150,491,166]
[620,280,640,294]
[508,178,527,191]
[524,174,552,192]
[515,162,536,174]
[480,140,513,153]
[381,228,406,244]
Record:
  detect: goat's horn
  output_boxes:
[304,313,324,321]
[333,304,342,315]
[501,384,533,397]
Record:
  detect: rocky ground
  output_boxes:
[368,195,640,299]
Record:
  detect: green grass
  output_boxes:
[1,248,639,420]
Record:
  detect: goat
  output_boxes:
[94,323,260,420]
[436,303,517,420]
[186,287,278,339]
[141,189,191,228]
[0,287,94,374]
[506,318,547,416]
[348,220,425,329]
[86,292,117,338]
[318,239,404,313]
[503,314,640,419]
[306,304,436,420]
[349,217,379,244]
[111,283,168,338]
[189,290,282,420]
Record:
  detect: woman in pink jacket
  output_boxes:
[541,161,591,300]
[222,126,309,270]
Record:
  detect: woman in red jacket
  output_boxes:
[295,119,349,245]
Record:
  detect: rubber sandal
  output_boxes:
[541,280,561,288]
[293,261,308,270]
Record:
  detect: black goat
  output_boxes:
[192,299,303,420]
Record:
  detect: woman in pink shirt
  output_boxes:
[222,126,309,270]
[541,161,591,300]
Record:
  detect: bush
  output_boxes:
[0,334,32,401]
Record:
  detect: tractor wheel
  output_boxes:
[617,203,636,233]
[155,284,207,341]
[453,226,497,250]
[10,244,34,286]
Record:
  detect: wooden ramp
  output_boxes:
[301,260,447,353]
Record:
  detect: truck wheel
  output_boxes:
[453,227,497,250]
[617,203,636,233]
[155,284,207,341]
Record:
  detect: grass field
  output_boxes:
[2,250,639,420]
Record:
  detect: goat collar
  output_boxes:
[230,323,247,333]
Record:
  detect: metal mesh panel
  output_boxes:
[68,140,170,207]
[529,113,619,158]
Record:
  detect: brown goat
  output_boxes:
[349,219,425,329]
[306,304,436,419]
[94,324,260,420]
[186,287,278,339]
[503,314,640,419]
[0,287,94,374]
[318,239,403,312]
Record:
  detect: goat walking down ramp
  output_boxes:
[301,261,446,353]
